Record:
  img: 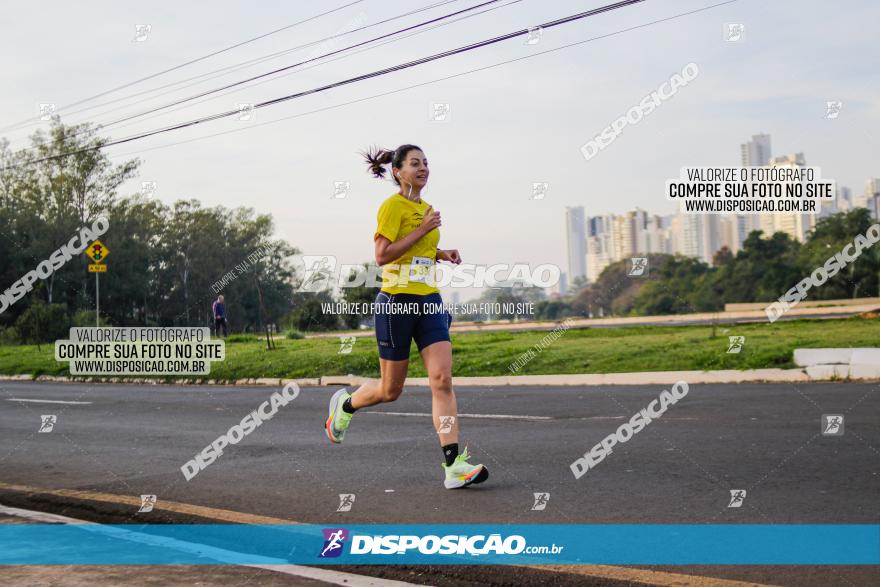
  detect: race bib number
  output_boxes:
[409,256,434,284]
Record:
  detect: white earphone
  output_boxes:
[394,169,415,199]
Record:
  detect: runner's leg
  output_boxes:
[349,358,409,408]
[420,340,457,445]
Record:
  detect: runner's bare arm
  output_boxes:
[374,206,441,265]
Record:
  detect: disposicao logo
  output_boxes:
[319,528,348,558]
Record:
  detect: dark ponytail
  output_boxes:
[362,144,422,185]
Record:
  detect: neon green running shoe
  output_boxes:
[325,388,353,444]
[442,446,489,489]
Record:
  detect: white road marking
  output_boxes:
[0,504,424,586]
[248,564,425,586]
[0,504,88,524]
[364,411,551,421]
[5,398,92,405]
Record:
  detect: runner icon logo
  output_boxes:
[728,489,747,508]
[338,336,356,354]
[727,336,745,354]
[825,101,842,120]
[438,416,455,434]
[39,103,56,121]
[319,528,348,558]
[337,494,355,512]
[430,102,451,122]
[629,257,648,277]
[333,181,351,199]
[38,415,57,433]
[822,414,844,436]
[531,492,550,511]
[525,26,542,45]
[725,23,744,42]
[138,494,157,513]
[133,24,151,42]
[299,256,337,292]
[531,182,548,200]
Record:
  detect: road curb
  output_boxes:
[321,367,878,387]
[1,368,876,387]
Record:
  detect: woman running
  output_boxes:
[324,144,489,490]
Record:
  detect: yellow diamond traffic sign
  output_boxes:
[85,240,110,263]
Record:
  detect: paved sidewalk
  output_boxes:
[2,366,876,388]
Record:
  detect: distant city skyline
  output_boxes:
[561,132,879,291]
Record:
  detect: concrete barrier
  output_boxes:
[725,297,880,312]
[793,347,880,379]
[794,349,853,366]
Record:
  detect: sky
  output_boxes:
[1,0,878,302]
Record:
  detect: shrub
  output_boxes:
[225,334,260,343]
[0,326,20,345]
[72,310,111,327]
[15,301,71,344]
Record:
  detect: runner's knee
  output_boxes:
[380,381,404,402]
[429,371,452,393]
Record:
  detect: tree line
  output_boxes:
[2,121,876,342]
[0,121,305,342]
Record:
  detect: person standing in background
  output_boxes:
[212,295,228,337]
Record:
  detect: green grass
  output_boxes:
[1,316,877,380]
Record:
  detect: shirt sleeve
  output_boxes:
[374,199,403,242]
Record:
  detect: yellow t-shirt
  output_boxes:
[374,193,440,295]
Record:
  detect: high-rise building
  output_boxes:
[838,186,853,212]
[738,133,772,246]
[741,133,772,167]
[701,215,722,263]
[863,178,880,219]
[819,185,850,218]
[671,214,703,259]
[758,153,816,242]
[565,206,587,283]
[614,212,638,261]
[735,215,760,247]
[644,213,668,254]
[719,215,740,256]
[586,215,615,282]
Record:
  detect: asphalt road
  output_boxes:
[0,380,877,586]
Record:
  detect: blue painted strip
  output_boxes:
[0,524,877,565]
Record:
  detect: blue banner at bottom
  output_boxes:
[1,524,877,565]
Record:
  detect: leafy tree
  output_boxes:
[339,263,381,329]
[631,255,712,315]
[14,300,70,344]
[710,230,802,303]
[286,290,340,332]
[799,209,878,299]
[533,300,568,321]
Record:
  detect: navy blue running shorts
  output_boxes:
[374,291,451,361]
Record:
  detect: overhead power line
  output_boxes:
[2,0,648,170]
[10,0,465,133]
[0,0,368,134]
[61,0,510,137]
[4,0,509,150]
[82,0,522,139]
[108,0,737,161]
